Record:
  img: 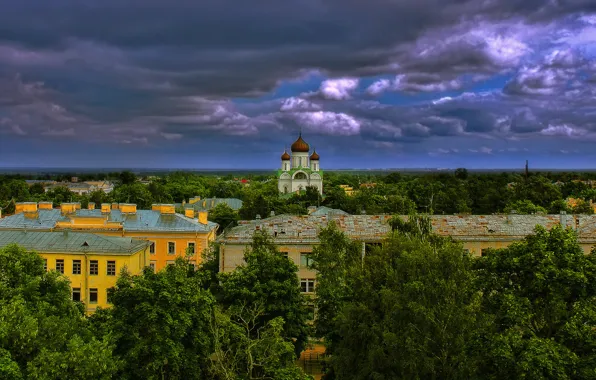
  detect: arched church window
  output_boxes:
[294,172,307,180]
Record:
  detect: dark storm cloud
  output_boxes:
[0,0,596,165]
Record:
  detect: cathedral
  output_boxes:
[277,133,323,195]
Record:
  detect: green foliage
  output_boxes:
[96,258,216,379]
[209,203,240,232]
[474,226,596,378]
[326,227,484,379]
[112,183,153,209]
[209,304,312,380]
[0,244,118,379]
[218,231,310,356]
[504,199,548,214]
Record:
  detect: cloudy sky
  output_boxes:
[0,1,595,169]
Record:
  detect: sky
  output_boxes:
[0,1,596,169]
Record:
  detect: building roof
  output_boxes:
[177,198,243,212]
[291,133,310,152]
[0,230,150,254]
[309,206,349,216]
[0,209,218,233]
[219,213,596,245]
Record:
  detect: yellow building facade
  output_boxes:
[0,230,150,313]
[0,202,219,272]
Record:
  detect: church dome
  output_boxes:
[310,150,320,160]
[291,134,310,152]
[281,150,291,160]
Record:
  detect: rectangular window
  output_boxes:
[300,279,315,293]
[166,260,175,267]
[149,242,155,254]
[43,259,47,272]
[56,259,64,274]
[90,260,98,275]
[168,242,175,255]
[149,261,156,271]
[72,260,81,275]
[300,253,312,268]
[106,289,112,304]
[280,251,289,258]
[72,288,81,302]
[187,242,195,254]
[189,262,196,271]
[89,288,98,304]
[107,261,116,276]
[481,248,489,257]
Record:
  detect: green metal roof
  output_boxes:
[0,230,151,255]
[0,209,218,233]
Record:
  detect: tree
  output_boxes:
[328,227,484,379]
[119,171,137,185]
[455,168,469,180]
[218,231,309,356]
[112,183,153,209]
[504,200,547,214]
[209,303,312,380]
[0,244,118,379]
[474,225,596,378]
[209,203,240,233]
[309,222,362,361]
[93,259,216,380]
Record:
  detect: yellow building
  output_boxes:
[0,230,150,313]
[339,185,355,196]
[0,202,218,271]
[218,209,596,295]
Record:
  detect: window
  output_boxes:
[280,251,289,259]
[72,288,81,302]
[300,279,315,293]
[107,261,116,276]
[189,262,196,271]
[187,242,195,254]
[168,242,175,255]
[149,242,155,254]
[106,289,112,304]
[89,288,98,304]
[43,259,47,272]
[72,260,81,275]
[149,261,156,271]
[481,248,489,257]
[166,260,175,267]
[300,253,312,268]
[56,259,64,274]
[90,260,98,275]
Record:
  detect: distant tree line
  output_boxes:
[2,169,596,219]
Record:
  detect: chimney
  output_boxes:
[185,208,195,218]
[151,204,175,214]
[270,210,275,217]
[60,203,77,215]
[198,211,208,225]
[111,203,119,210]
[88,202,95,210]
[15,202,38,214]
[63,229,69,238]
[38,201,53,210]
[560,210,567,227]
[101,203,111,213]
[507,209,517,224]
[120,204,137,214]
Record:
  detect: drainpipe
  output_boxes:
[84,252,88,314]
